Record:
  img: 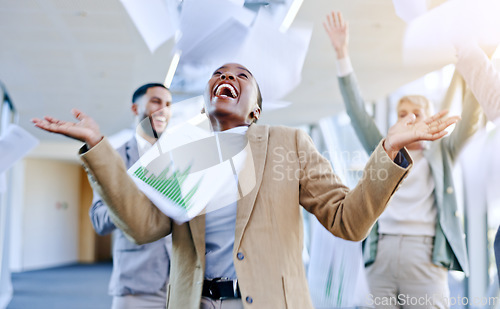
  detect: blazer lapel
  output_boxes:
[425,144,444,210]
[234,124,268,252]
[127,138,140,168]
[188,214,206,268]
[179,125,268,262]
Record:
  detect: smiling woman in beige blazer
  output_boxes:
[33,63,459,309]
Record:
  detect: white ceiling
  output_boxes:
[1,0,450,142]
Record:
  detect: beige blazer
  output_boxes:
[80,124,411,309]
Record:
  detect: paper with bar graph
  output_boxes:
[307,217,370,308]
[127,114,255,223]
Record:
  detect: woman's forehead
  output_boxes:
[398,100,424,110]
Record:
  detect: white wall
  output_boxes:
[10,158,82,271]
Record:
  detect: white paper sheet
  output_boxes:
[120,0,179,53]
[177,17,251,68]
[459,120,500,227]
[128,114,256,223]
[393,0,428,23]
[307,217,370,308]
[0,124,39,175]
[171,2,310,107]
[0,173,5,194]
[176,0,254,57]
[486,122,500,226]
[168,95,205,128]
[403,0,500,66]
[228,10,312,103]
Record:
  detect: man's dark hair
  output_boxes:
[132,83,169,104]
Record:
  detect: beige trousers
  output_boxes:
[200,296,244,309]
[365,234,450,309]
[111,288,167,309]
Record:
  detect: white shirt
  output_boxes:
[378,149,437,236]
[336,56,354,77]
[135,132,154,157]
[204,125,249,279]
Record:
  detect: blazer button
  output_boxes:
[446,186,454,194]
[237,252,244,260]
[246,296,253,304]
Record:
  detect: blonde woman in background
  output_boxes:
[324,10,482,308]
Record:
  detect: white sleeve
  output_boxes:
[337,56,354,77]
[455,44,500,121]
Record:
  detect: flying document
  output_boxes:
[127,113,256,223]
[0,124,39,174]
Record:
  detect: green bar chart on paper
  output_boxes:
[132,165,200,211]
[126,114,255,223]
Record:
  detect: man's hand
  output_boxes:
[323,11,349,59]
[384,110,461,160]
[32,108,103,148]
